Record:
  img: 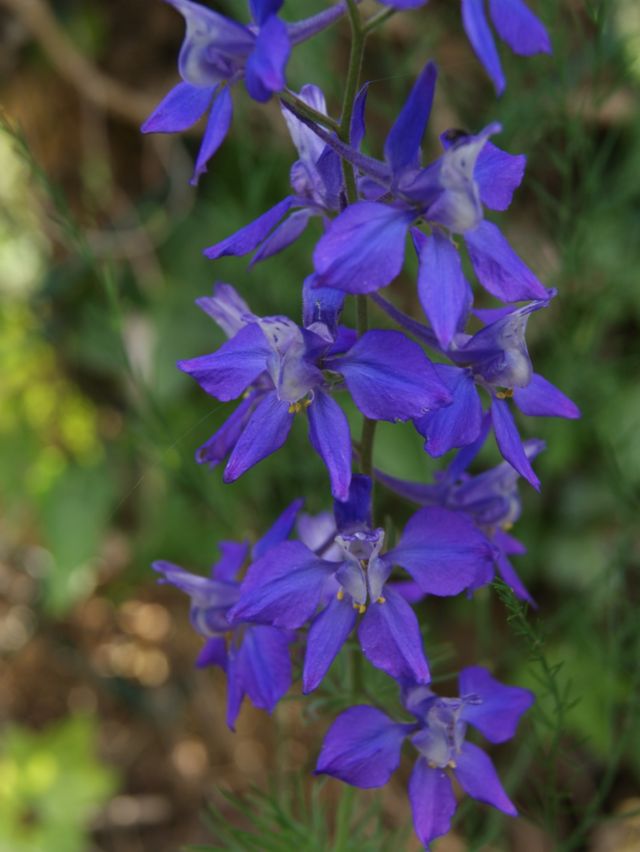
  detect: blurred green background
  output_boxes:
[0,0,639,849]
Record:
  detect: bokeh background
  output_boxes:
[1,0,639,850]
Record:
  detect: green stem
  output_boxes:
[333,784,355,851]
[279,89,340,132]
[362,7,397,36]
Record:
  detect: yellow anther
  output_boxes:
[447,760,457,769]
[288,402,302,414]
[496,388,514,400]
[352,602,366,614]
[336,589,345,601]
[376,596,386,604]
[428,761,437,769]
[502,521,514,531]
[302,398,312,409]
[242,389,252,400]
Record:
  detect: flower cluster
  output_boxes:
[145,1,576,847]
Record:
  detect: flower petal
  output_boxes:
[191,86,233,185]
[250,208,314,265]
[195,636,228,669]
[249,0,284,26]
[196,391,260,467]
[195,282,256,338]
[313,202,413,294]
[513,373,580,419]
[204,196,297,260]
[253,498,304,560]
[307,390,353,502]
[417,230,472,348]
[461,0,505,94]
[236,624,292,712]
[408,758,457,847]
[474,142,526,211]
[315,706,407,788]
[351,83,369,149]
[141,81,214,133]
[303,597,357,693]
[358,587,430,683]
[245,14,290,102]
[224,392,294,482]
[330,330,450,421]
[333,474,373,533]
[178,322,270,401]
[212,540,249,582]
[491,398,540,490]
[230,541,334,629]
[385,62,437,177]
[465,221,548,302]
[459,666,535,743]
[454,742,518,815]
[415,366,483,456]
[489,0,551,56]
[385,506,494,596]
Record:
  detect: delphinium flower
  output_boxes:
[316,666,534,847]
[373,290,580,489]
[152,499,304,728]
[141,0,352,183]
[178,281,450,500]
[228,475,495,692]
[375,434,547,604]
[204,83,345,265]
[377,0,551,93]
[294,62,549,320]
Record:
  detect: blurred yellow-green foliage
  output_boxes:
[0,1,639,850]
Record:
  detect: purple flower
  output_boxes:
[228,475,495,692]
[141,0,349,184]
[152,498,303,729]
[316,666,534,847]
[178,282,450,500]
[375,289,580,490]
[204,84,344,264]
[378,0,551,94]
[300,62,547,312]
[376,433,547,604]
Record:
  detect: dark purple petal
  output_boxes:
[315,706,407,788]
[408,758,457,847]
[249,0,283,26]
[461,0,505,94]
[230,541,334,628]
[331,330,450,421]
[358,587,430,683]
[253,498,304,560]
[302,275,345,335]
[415,366,483,456]
[303,597,357,693]
[204,196,297,260]
[236,624,291,712]
[491,399,540,490]
[513,373,580,419]
[313,202,413,293]
[475,142,526,211]
[417,230,472,348]
[195,636,228,669]
[350,83,369,149]
[385,506,494,596]
[141,82,214,133]
[384,62,437,177]
[459,666,535,743]
[178,322,270,401]
[224,392,294,482]
[495,549,536,606]
[250,208,314,265]
[307,390,352,501]
[225,648,244,729]
[245,14,290,102]
[333,475,372,533]
[212,540,249,581]
[454,742,518,815]
[196,391,260,467]
[489,0,551,55]
[465,222,549,302]
[191,86,233,185]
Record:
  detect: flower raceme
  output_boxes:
[178,281,451,500]
[316,666,534,848]
[228,476,495,693]
[141,0,352,183]
[380,0,551,94]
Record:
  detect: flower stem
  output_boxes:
[279,89,340,132]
